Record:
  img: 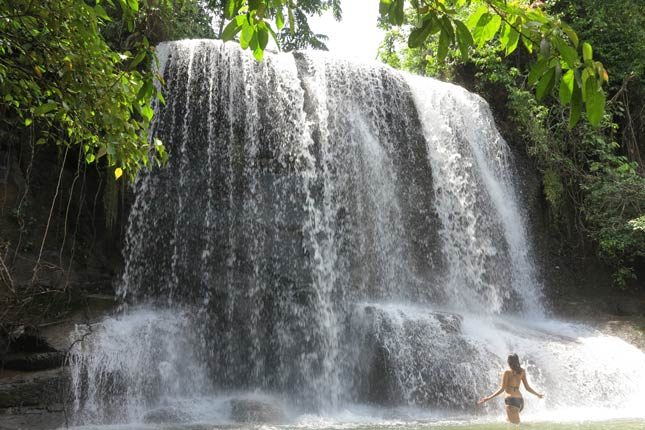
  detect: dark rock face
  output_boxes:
[0,408,65,430]
[0,368,68,409]
[142,406,190,424]
[4,326,57,354]
[2,352,65,371]
[229,399,286,423]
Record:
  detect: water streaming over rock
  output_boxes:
[69,40,645,425]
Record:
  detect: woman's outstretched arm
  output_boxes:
[521,372,544,398]
[477,371,507,405]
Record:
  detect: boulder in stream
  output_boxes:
[229,398,285,423]
[142,406,190,424]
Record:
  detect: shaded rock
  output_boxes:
[0,407,64,430]
[6,326,57,354]
[2,352,65,371]
[229,399,285,423]
[142,406,190,424]
[0,368,68,408]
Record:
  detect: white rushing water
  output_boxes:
[68,40,645,427]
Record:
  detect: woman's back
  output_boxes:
[503,370,523,397]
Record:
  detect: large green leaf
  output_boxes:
[34,102,58,115]
[586,87,605,127]
[528,58,548,86]
[240,23,254,49]
[257,26,269,50]
[437,29,450,62]
[535,66,555,100]
[276,8,285,30]
[408,16,438,48]
[478,14,501,45]
[454,20,473,61]
[582,42,593,62]
[559,69,574,105]
[554,37,578,69]
[222,16,245,41]
[569,80,582,128]
[225,0,236,19]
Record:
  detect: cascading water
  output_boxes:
[69,40,645,426]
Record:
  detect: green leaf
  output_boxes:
[408,15,440,48]
[437,29,450,63]
[127,0,138,13]
[288,6,295,34]
[582,42,592,62]
[581,67,592,99]
[562,23,579,48]
[130,49,147,70]
[24,118,33,126]
[505,27,520,55]
[560,70,575,106]
[559,69,574,105]
[454,20,473,61]
[478,14,501,45]
[390,0,405,26]
[276,9,285,30]
[253,44,264,61]
[34,102,57,115]
[257,27,269,50]
[471,12,492,45]
[521,35,533,54]
[86,153,96,164]
[379,0,391,16]
[535,66,555,100]
[225,0,236,19]
[499,22,511,48]
[439,16,454,41]
[222,19,242,41]
[136,80,153,101]
[94,5,111,21]
[266,24,280,50]
[408,27,428,49]
[585,80,605,126]
[240,24,254,49]
[141,105,154,121]
[554,37,578,69]
[466,5,488,29]
[527,58,548,86]
[569,80,582,128]
[250,31,259,51]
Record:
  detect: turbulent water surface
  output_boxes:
[68,40,645,428]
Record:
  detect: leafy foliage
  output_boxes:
[221,0,607,126]
[220,0,341,59]
[0,0,167,180]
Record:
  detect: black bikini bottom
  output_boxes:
[505,397,524,411]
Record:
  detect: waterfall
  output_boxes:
[69,40,645,425]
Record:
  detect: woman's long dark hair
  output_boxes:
[508,353,523,374]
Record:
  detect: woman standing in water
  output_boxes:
[477,353,544,424]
